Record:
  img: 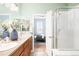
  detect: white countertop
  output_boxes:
[0,32,32,56]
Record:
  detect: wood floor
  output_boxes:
[31,43,48,56]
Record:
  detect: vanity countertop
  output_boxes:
[0,32,32,56]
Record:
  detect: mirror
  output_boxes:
[11,19,30,31]
[0,14,10,38]
[0,14,30,39]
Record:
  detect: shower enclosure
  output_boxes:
[55,8,79,49]
[50,8,79,56]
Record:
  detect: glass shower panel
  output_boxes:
[72,9,79,49]
[56,8,78,49]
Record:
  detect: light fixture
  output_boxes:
[9,4,18,11]
[0,3,18,12]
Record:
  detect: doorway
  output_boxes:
[34,18,46,43]
[32,14,47,56]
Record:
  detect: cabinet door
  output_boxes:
[21,37,32,56]
[29,37,32,50]
[10,37,32,56]
[23,39,32,56]
[24,39,29,48]
[10,45,24,56]
[21,46,30,56]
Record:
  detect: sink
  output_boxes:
[0,42,17,51]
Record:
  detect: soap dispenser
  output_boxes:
[11,28,18,41]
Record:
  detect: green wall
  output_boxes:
[0,4,21,20]
[20,3,67,18]
[0,3,79,20]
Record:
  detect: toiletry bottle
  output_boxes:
[11,29,18,41]
[2,27,9,39]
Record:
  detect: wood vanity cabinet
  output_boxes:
[21,37,32,56]
[10,36,32,56]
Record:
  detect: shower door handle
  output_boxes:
[49,36,53,38]
[57,29,62,34]
[30,32,33,34]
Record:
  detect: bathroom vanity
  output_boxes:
[0,32,32,56]
[10,36,32,56]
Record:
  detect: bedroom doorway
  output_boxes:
[32,14,47,56]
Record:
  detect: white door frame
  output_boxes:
[46,10,54,56]
[31,14,46,52]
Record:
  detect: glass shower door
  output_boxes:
[56,8,79,50]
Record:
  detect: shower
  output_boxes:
[51,8,79,56]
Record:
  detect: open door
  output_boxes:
[46,10,53,56]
